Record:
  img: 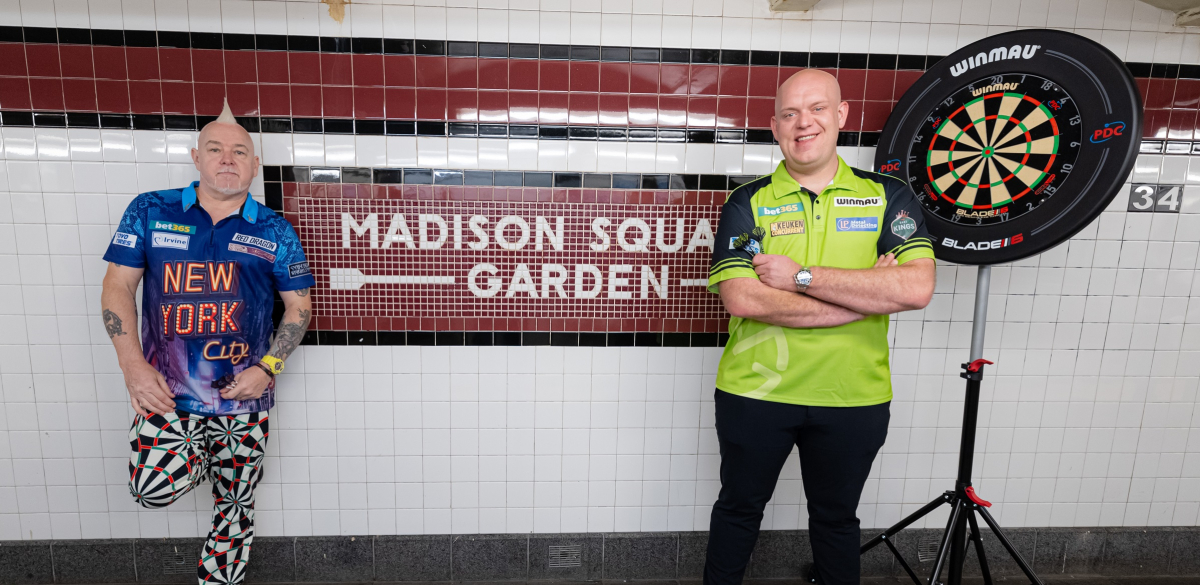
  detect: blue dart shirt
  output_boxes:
[104,181,315,415]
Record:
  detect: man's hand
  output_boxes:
[874,252,898,268]
[124,360,176,417]
[220,366,272,401]
[752,254,803,291]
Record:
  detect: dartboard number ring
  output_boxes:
[877,30,1142,265]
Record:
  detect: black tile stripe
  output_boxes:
[1139,140,1200,155]
[1,25,1197,77]
[299,330,729,347]
[262,165,766,192]
[0,25,935,71]
[11,108,1191,150]
[0,111,886,146]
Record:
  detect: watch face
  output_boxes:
[262,358,284,374]
[875,29,1142,265]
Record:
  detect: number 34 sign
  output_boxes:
[1128,184,1184,214]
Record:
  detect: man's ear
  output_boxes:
[837,101,849,129]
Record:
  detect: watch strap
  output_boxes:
[254,362,276,379]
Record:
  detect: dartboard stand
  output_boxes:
[845,26,1142,585]
[857,265,1043,585]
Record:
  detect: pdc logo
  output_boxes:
[1090,121,1125,143]
[879,159,901,174]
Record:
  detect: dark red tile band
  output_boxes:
[1,41,1191,138]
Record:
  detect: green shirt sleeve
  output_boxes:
[708,186,760,294]
[877,177,936,265]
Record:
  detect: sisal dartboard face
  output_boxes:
[876,30,1142,265]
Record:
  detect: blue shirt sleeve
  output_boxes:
[272,219,316,291]
[102,195,148,268]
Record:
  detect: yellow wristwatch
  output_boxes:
[259,355,285,376]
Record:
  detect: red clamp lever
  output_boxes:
[966,359,993,373]
[965,486,991,508]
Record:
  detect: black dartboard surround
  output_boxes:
[875,29,1142,265]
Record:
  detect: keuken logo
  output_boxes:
[949,44,1040,77]
[941,234,1024,251]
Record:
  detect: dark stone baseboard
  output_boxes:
[1,527,1198,584]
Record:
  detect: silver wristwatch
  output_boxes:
[794,267,813,293]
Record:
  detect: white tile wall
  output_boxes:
[1,0,1199,539]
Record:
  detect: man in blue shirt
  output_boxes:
[101,102,314,585]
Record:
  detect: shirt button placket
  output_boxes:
[809,189,825,260]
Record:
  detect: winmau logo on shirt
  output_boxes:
[232,233,277,252]
[834,197,881,207]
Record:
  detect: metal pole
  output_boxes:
[969,265,991,361]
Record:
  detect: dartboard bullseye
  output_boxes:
[876,30,1142,265]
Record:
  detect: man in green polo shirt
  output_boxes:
[704,70,937,585]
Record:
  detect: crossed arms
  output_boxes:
[719,254,936,329]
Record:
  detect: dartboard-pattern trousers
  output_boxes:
[128,410,270,585]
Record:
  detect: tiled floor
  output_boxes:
[229,579,1200,584]
[857,579,1200,585]
[589,579,1200,584]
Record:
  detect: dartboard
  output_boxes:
[876,30,1142,265]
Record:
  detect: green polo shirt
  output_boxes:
[709,158,935,407]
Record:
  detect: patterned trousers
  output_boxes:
[128,410,269,585]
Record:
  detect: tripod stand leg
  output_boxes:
[883,537,923,585]
[861,493,950,553]
[947,501,969,585]
[967,510,993,585]
[976,506,1044,585]
[928,500,962,585]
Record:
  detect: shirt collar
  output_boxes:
[182,181,259,224]
[770,156,857,200]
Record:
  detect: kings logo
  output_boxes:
[891,211,917,240]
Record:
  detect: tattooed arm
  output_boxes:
[102,263,177,416]
[222,287,312,401]
[269,288,312,361]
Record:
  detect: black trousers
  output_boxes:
[704,390,890,585]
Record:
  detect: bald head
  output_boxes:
[198,98,255,160]
[770,69,848,181]
[775,69,841,114]
[192,119,259,198]
[197,121,255,158]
